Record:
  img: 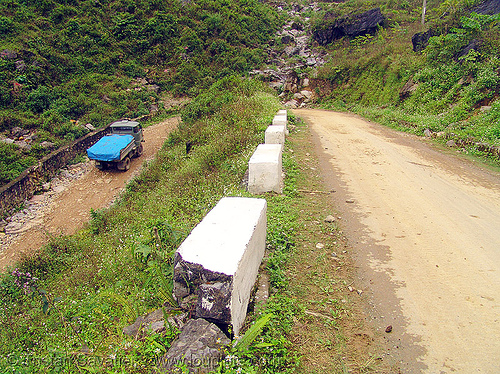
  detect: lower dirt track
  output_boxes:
[0,117,179,271]
[295,109,500,373]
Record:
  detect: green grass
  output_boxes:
[0,77,282,373]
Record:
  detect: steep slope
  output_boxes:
[0,0,281,185]
[307,0,500,158]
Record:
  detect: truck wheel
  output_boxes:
[135,144,143,158]
[96,161,106,170]
[117,157,131,171]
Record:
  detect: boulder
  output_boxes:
[284,99,299,108]
[281,35,293,44]
[293,92,305,100]
[457,39,481,60]
[5,222,25,235]
[342,8,385,38]
[300,90,313,100]
[472,0,500,15]
[10,126,23,138]
[283,71,300,93]
[400,78,418,100]
[146,84,160,93]
[40,141,56,149]
[291,21,304,31]
[159,318,230,374]
[123,308,187,338]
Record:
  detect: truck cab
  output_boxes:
[109,119,144,156]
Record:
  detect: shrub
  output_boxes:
[26,86,54,114]
[0,15,14,34]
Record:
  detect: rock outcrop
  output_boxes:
[411,29,435,53]
[312,8,385,46]
[249,2,325,104]
[472,0,500,15]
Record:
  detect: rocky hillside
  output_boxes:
[258,0,500,156]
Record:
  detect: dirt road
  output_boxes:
[294,109,500,373]
[0,117,179,271]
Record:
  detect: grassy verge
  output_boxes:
[0,76,281,373]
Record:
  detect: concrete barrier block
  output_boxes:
[265,125,285,145]
[248,144,283,194]
[272,114,287,126]
[272,113,288,135]
[173,197,267,336]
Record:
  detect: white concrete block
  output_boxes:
[248,144,283,194]
[272,113,288,135]
[272,114,287,126]
[173,197,267,336]
[277,109,287,117]
[265,125,285,145]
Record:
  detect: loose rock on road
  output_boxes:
[295,109,500,374]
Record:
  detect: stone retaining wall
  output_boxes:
[0,126,110,218]
[0,112,155,219]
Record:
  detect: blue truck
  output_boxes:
[87,119,144,171]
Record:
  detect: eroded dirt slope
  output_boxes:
[295,109,500,374]
[0,117,179,271]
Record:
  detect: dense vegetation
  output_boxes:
[311,0,500,155]
[0,0,281,185]
[0,77,303,373]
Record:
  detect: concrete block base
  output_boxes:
[248,144,283,194]
[173,197,267,336]
[265,125,286,146]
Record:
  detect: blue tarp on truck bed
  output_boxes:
[87,134,134,162]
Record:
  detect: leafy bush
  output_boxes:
[26,86,54,114]
[0,15,14,34]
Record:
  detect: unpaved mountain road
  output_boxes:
[0,117,179,271]
[295,109,500,374]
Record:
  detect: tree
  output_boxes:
[422,0,427,25]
